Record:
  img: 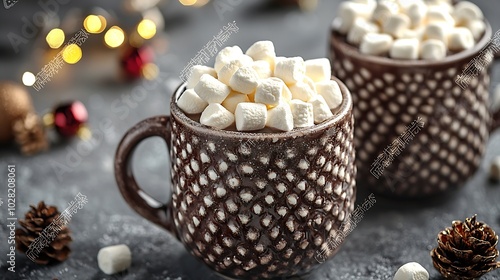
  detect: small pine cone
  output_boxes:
[12,112,48,155]
[431,215,500,279]
[16,201,72,265]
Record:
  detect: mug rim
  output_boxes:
[169,77,352,140]
[331,19,493,67]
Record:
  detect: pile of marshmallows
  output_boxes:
[333,0,485,60]
[177,41,342,132]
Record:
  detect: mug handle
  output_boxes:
[114,115,177,237]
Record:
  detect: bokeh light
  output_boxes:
[179,0,197,6]
[46,28,65,49]
[141,63,159,80]
[84,15,107,34]
[62,44,83,64]
[137,19,157,40]
[104,26,125,48]
[77,126,92,140]
[22,72,36,86]
[193,0,210,7]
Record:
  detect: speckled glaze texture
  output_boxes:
[115,77,356,279]
[329,21,500,198]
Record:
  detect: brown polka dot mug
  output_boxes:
[329,20,500,197]
[114,77,356,279]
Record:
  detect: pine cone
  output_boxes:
[12,112,48,155]
[431,215,500,279]
[16,201,72,265]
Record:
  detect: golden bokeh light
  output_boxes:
[43,113,54,127]
[62,44,83,64]
[77,126,92,140]
[179,0,197,6]
[46,28,65,49]
[22,72,36,87]
[193,0,210,7]
[137,19,157,40]
[141,63,159,80]
[104,26,125,48]
[84,15,107,34]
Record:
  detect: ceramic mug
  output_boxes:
[114,78,356,279]
[330,19,500,197]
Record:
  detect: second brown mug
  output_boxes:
[330,20,500,197]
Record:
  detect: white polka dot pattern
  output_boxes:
[169,112,356,279]
[330,32,493,197]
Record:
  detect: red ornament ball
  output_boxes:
[53,101,88,137]
[121,46,154,79]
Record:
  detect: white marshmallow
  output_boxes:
[398,28,424,40]
[217,55,254,81]
[282,83,293,102]
[97,244,132,275]
[235,102,267,131]
[289,81,316,102]
[383,14,411,38]
[423,22,450,46]
[372,1,400,25]
[331,17,344,33]
[335,2,375,34]
[218,60,243,85]
[229,66,259,94]
[352,0,376,10]
[245,40,276,68]
[396,0,422,12]
[490,156,500,182]
[426,7,455,27]
[420,39,447,61]
[214,46,244,72]
[427,2,453,14]
[425,0,451,5]
[390,38,420,60]
[448,27,475,51]
[273,56,287,66]
[254,78,284,106]
[252,60,273,79]
[453,1,483,25]
[290,99,314,128]
[200,103,235,129]
[177,88,208,114]
[347,19,380,45]
[303,76,317,92]
[407,2,427,28]
[222,91,250,113]
[316,80,343,110]
[393,262,429,280]
[305,58,332,83]
[309,95,334,124]
[274,57,306,85]
[360,33,394,56]
[195,74,231,104]
[186,66,217,89]
[466,20,486,41]
[267,103,294,132]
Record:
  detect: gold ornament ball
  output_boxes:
[0,82,34,143]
